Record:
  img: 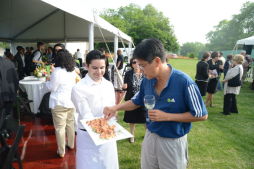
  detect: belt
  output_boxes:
[79,128,87,132]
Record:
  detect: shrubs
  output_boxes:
[188,53,196,58]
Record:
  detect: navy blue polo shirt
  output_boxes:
[131,65,208,138]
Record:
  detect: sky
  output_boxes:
[88,0,249,44]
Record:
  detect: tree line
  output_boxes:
[100,2,254,58]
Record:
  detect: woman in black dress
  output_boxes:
[195,52,210,96]
[122,58,146,143]
[206,51,223,107]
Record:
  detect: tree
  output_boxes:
[100,4,179,52]
[0,42,9,49]
[206,2,254,51]
[180,42,207,58]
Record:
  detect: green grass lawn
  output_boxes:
[117,58,254,169]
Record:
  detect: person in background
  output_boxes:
[30,47,34,53]
[195,52,210,96]
[99,48,110,81]
[114,49,124,104]
[0,57,19,117]
[74,49,83,67]
[4,48,15,64]
[24,47,33,75]
[52,43,65,64]
[242,51,252,82]
[206,51,222,107]
[219,52,226,66]
[46,46,53,63]
[32,42,45,66]
[104,38,208,169]
[223,54,233,78]
[46,49,76,158]
[122,58,146,143]
[216,52,225,91]
[14,46,26,80]
[71,50,119,169]
[221,54,244,115]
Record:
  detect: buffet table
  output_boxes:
[19,77,49,114]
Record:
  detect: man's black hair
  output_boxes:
[86,50,106,65]
[133,38,166,63]
[37,42,44,48]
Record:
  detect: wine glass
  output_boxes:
[144,95,155,122]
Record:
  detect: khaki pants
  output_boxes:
[52,105,75,155]
[141,130,188,169]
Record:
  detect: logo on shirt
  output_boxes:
[167,98,175,103]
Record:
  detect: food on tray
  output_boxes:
[86,118,116,139]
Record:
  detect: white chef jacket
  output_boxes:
[71,74,119,169]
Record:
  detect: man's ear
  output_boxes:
[85,63,89,69]
[154,57,162,65]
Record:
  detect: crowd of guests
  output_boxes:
[2,42,70,80]
[2,38,253,169]
[195,50,252,115]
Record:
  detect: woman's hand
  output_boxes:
[50,64,55,72]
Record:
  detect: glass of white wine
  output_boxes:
[144,95,155,122]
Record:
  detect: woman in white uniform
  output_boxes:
[71,50,119,169]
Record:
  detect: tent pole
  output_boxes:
[88,23,94,51]
[114,35,118,63]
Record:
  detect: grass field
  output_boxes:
[117,58,254,169]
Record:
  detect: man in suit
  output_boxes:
[0,57,19,116]
[14,46,26,80]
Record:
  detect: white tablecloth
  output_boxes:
[19,79,49,114]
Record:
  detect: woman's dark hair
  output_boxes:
[54,49,75,72]
[211,51,219,59]
[133,38,166,63]
[86,50,106,65]
[202,52,210,61]
[129,58,136,69]
[54,43,65,50]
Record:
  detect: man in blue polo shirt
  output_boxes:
[104,38,208,169]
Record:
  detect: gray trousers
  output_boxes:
[141,130,188,169]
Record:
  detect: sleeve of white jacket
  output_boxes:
[71,86,94,120]
[46,69,59,92]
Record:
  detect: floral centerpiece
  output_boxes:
[33,65,50,81]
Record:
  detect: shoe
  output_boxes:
[57,151,64,158]
[66,145,74,150]
[220,112,230,115]
[129,137,135,143]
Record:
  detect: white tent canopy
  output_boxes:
[0,0,132,44]
[236,36,254,45]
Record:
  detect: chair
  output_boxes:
[0,115,24,169]
[17,86,33,115]
[0,125,25,169]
